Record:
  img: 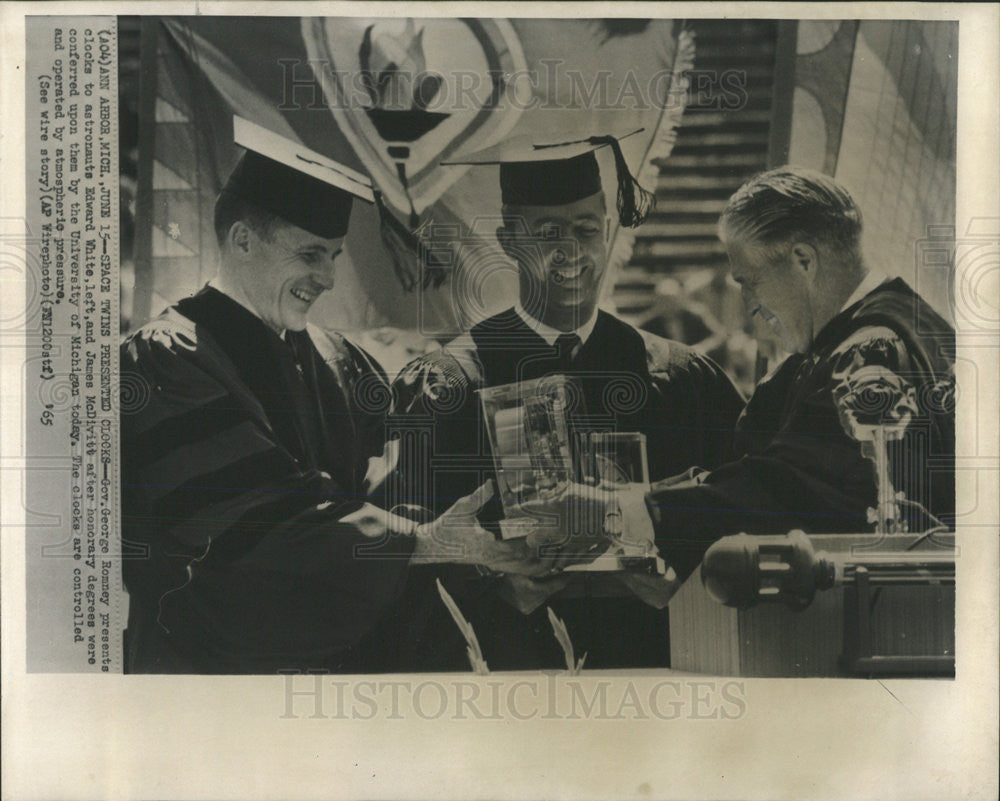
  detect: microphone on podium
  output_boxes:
[700,530,954,610]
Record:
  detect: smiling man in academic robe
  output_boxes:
[364,132,746,672]
[120,118,547,674]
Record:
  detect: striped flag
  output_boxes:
[778,20,957,319]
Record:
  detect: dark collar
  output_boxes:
[810,276,911,353]
[176,285,284,353]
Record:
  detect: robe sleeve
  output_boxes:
[646,327,924,581]
[383,348,501,605]
[121,324,415,673]
[643,338,746,477]
[386,346,489,516]
[328,331,395,487]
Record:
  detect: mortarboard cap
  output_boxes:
[442,129,655,228]
[219,116,375,239]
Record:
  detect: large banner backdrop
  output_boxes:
[132,17,693,343]
[129,17,956,371]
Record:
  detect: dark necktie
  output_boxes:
[554,332,582,368]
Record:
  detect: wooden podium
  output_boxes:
[667,533,955,677]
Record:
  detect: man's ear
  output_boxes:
[790,242,818,279]
[227,220,253,258]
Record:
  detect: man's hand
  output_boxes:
[412,480,558,577]
[516,481,617,572]
[614,484,658,550]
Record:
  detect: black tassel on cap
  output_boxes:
[586,134,655,228]
[530,130,655,228]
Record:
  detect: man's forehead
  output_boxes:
[506,192,607,223]
[727,239,776,279]
[273,220,344,250]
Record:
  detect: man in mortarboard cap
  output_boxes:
[120,118,549,674]
[364,132,746,672]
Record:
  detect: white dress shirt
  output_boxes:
[513,302,598,348]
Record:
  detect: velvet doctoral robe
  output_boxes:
[645,277,956,580]
[120,287,412,673]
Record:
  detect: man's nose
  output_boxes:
[551,241,583,267]
[313,260,336,290]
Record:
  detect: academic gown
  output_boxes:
[646,277,956,580]
[120,286,413,674]
[361,308,745,672]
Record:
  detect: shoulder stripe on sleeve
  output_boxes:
[132,420,280,499]
[190,487,353,566]
[127,469,342,553]
[125,394,266,466]
[138,448,300,522]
